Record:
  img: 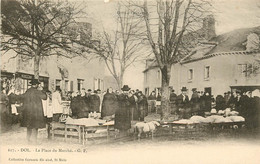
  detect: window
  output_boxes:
[56,79,61,89]
[204,87,212,96]
[204,66,210,79]
[77,79,84,91]
[188,69,193,80]
[238,64,252,77]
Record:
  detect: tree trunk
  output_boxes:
[117,78,123,91]
[115,71,124,91]
[161,64,171,121]
[34,50,40,79]
[115,75,123,91]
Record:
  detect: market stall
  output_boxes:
[162,110,246,138]
[50,117,115,145]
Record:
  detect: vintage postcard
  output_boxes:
[1,0,260,163]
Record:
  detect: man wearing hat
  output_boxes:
[176,87,191,119]
[9,78,47,144]
[86,89,92,98]
[115,85,131,137]
[190,88,200,115]
[234,90,245,116]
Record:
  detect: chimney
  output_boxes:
[246,33,260,51]
[202,15,216,41]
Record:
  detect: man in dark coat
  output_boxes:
[190,88,200,115]
[70,92,80,118]
[215,95,226,111]
[101,88,118,119]
[137,91,148,121]
[227,91,236,109]
[234,90,243,113]
[177,87,190,119]
[251,91,260,131]
[204,92,212,112]
[10,79,47,143]
[89,90,101,113]
[115,85,131,137]
[169,89,178,114]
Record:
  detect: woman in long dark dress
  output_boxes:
[71,91,89,118]
[77,93,90,118]
[115,85,131,137]
[101,88,118,119]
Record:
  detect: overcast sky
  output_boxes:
[81,0,260,90]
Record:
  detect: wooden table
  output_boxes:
[164,121,245,138]
[166,122,209,134]
[50,122,82,143]
[50,122,115,145]
[82,124,115,145]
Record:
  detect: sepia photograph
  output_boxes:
[0,0,260,163]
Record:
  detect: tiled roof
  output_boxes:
[181,26,260,64]
[181,50,260,64]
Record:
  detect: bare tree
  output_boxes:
[1,0,86,79]
[130,0,213,120]
[93,3,148,89]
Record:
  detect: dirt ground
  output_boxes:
[1,124,260,164]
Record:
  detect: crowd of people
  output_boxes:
[69,85,149,137]
[167,87,260,130]
[1,78,260,142]
[0,79,151,140]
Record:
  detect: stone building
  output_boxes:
[1,49,106,94]
[143,23,260,98]
[1,20,106,94]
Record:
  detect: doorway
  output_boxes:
[204,87,212,95]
